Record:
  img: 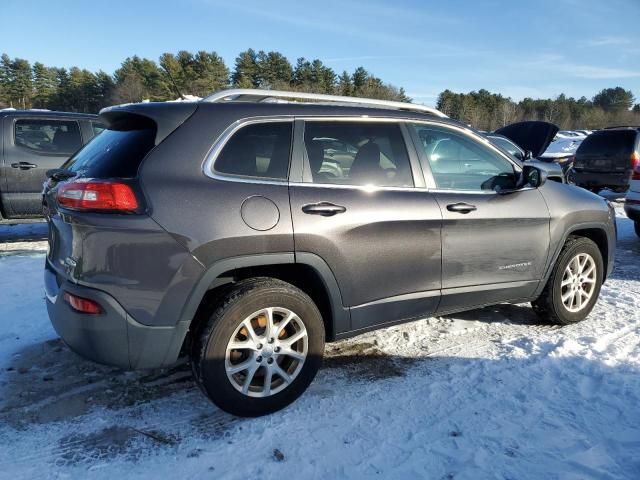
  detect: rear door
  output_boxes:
[3,116,82,217]
[410,122,550,312]
[289,119,442,334]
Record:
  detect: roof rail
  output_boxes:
[602,125,640,130]
[202,88,447,118]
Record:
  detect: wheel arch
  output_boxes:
[538,222,613,298]
[179,253,349,346]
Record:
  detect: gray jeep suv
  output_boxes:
[43,90,616,416]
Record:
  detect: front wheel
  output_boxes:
[191,278,325,417]
[532,237,603,325]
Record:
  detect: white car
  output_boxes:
[556,130,586,139]
[625,160,640,237]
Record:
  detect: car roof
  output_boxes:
[193,101,465,126]
[0,109,98,119]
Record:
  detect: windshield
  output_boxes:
[62,127,156,178]
[487,136,523,164]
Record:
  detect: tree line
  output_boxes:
[1,50,638,131]
[437,87,639,131]
[0,49,409,111]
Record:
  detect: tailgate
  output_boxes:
[574,153,617,171]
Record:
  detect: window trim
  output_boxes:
[203,115,522,194]
[203,117,295,185]
[12,117,83,157]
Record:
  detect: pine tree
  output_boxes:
[256,51,292,89]
[32,62,57,108]
[351,67,368,94]
[0,54,12,107]
[292,57,312,89]
[232,49,259,88]
[11,58,33,109]
[338,71,352,96]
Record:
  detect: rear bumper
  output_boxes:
[572,171,631,190]
[45,261,188,370]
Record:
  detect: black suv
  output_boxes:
[0,110,102,222]
[43,90,616,416]
[572,127,640,193]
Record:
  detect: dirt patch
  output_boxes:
[0,339,195,427]
[323,341,419,379]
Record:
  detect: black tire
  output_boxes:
[635,221,640,238]
[191,277,325,417]
[532,236,603,325]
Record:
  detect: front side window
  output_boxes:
[15,119,82,155]
[413,124,516,191]
[303,122,413,187]
[214,122,293,180]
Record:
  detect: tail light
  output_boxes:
[57,179,139,212]
[631,152,640,180]
[64,292,102,314]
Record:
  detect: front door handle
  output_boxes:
[446,202,477,214]
[302,202,347,217]
[11,162,38,170]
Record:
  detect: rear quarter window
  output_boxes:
[62,126,156,178]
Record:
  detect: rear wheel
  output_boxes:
[191,278,325,417]
[532,237,603,325]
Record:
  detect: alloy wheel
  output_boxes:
[224,307,308,397]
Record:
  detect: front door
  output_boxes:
[290,120,442,334]
[2,116,82,217]
[409,122,550,312]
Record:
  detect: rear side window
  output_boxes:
[62,127,156,178]
[577,131,636,157]
[303,122,413,187]
[15,119,81,155]
[214,122,293,180]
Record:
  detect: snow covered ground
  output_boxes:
[0,206,638,479]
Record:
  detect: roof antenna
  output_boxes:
[161,65,186,101]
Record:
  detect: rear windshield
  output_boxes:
[62,127,156,178]
[576,130,637,157]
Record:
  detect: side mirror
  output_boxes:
[523,165,547,188]
[524,150,533,160]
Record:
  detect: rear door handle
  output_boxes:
[446,202,477,214]
[302,202,347,216]
[11,162,38,170]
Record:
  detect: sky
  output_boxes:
[2,0,639,106]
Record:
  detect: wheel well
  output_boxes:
[569,228,609,278]
[190,264,335,343]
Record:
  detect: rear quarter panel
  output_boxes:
[139,106,295,270]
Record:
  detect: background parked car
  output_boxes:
[572,127,640,193]
[624,163,640,237]
[486,133,564,182]
[539,137,585,179]
[0,110,103,222]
